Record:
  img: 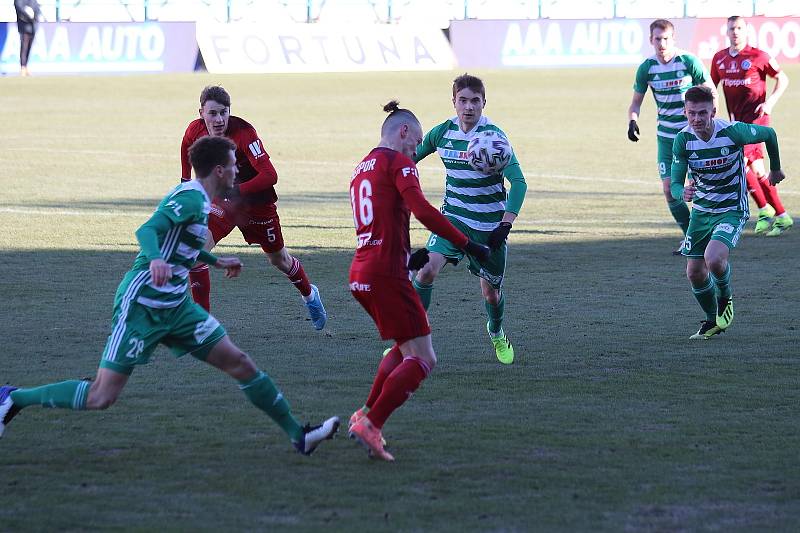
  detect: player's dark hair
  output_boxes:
[200,85,231,108]
[727,15,745,24]
[649,19,674,37]
[189,136,236,178]
[452,73,485,100]
[381,100,419,135]
[684,85,715,105]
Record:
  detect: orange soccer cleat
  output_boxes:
[349,417,394,462]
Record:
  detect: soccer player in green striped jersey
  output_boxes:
[0,136,340,455]
[412,74,527,365]
[671,86,786,340]
[628,19,717,254]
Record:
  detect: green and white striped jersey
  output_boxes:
[671,119,778,215]
[633,51,709,140]
[129,181,211,308]
[415,115,521,232]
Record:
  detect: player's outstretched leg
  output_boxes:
[303,284,327,330]
[483,284,514,364]
[204,336,337,454]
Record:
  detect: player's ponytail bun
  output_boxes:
[383,100,401,114]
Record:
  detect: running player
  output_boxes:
[670,86,786,340]
[1,136,340,455]
[627,19,717,254]
[348,101,490,461]
[711,15,792,236]
[412,74,527,365]
[180,86,327,329]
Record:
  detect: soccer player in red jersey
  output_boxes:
[711,16,792,237]
[347,101,490,461]
[180,86,327,328]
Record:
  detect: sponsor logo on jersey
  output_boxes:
[676,70,685,78]
[652,74,660,81]
[723,78,751,87]
[750,127,757,136]
[402,167,419,178]
[352,158,377,179]
[356,232,383,249]
[445,141,454,148]
[742,59,752,70]
[703,157,728,168]
[249,218,275,225]
[441,149,469,161]
[689,152,699,159]
[248,139,266,159]
[349,281,371,292]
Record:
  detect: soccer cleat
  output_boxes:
[349,417,394,462]
[487,322,514,365]
[689,320,723,340]
[304,284,327,330]
[716,297,734,331]
[765,215,793,237]
[0,386,19,438]
[293,416,340,456]
[754,205,776,235]
[349,408,386,447]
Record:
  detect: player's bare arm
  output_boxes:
[758,70,789,117]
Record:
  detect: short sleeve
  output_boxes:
[633,61,649,94]
[158,191,203,224]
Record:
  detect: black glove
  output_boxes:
[464,240,491,263]
[488,222,512,250]
[407,248,430,270]
[627,119,640,142]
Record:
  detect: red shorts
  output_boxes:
[349,271,430,343]
[744,114,770,164]
[208,201,284,254]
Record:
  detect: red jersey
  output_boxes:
[349,147,468,278]
[711,45,781,124]
[180,116,278,215]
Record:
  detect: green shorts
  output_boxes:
[657,136,674,180]
[681,210,748,258]
[425,217,506,289]
[99,284,226,376]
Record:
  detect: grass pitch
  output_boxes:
[1,67,799,531]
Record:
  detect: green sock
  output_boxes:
[710,264,732,300]
[239,371,302,441]
[691,276,717,321]
[485,294,505,336]
[667,198,690,234]
[412,279,433,311]
[10,380,90,410]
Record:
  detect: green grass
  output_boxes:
[1,67,799,531]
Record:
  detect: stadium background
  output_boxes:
[1,1,799,531]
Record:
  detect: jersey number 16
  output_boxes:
[350,179,373,227]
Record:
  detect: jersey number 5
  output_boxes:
[350,179,373,227]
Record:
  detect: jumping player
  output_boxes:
[628,19,717,254]
[180,86,327,329]
[347,101,490,461]
[711,15,792,236]
[1,136,340,454]
[671,86,786,340]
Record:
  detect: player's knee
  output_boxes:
[228,349,258,380]
[416,265,437,284]
[268,250,291,271]
[705,256,727,275]
[85,389,119,410]
[686,265,706,284]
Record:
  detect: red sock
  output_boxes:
[189,265,211,312]
[367,357,430,429]
[365,345,403,409]
[286,257,312,297]
[758,176,786,215]
[746,168,767,209]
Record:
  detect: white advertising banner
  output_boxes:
[197,22,455,73]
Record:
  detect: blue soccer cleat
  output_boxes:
[304,284,327,330]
